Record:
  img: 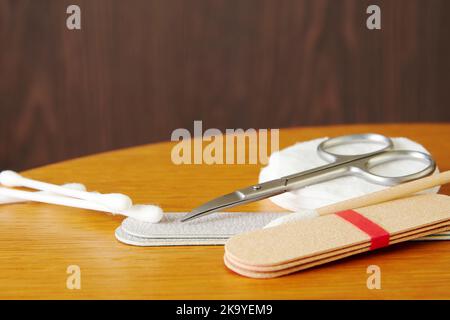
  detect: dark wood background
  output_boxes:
[1,0,449,170]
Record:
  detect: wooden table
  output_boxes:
[1,123,449,299]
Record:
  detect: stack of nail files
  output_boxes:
[115,212,288,246]
[224,194,450,279]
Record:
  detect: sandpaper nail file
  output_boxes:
[225,222,450,274]
[227,218,450,272]
[224,194,450,278]
[224,225,450,278]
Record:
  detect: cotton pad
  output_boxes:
[259,137,440,211]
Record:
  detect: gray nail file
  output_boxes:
[116,212,287,246]
[115,212,450,246]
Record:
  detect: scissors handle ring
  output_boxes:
[351,150,436,186]
[317,133,394,162]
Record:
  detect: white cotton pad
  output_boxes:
[259,137,440,212]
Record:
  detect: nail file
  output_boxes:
[115,199,449,246]
[115,212,285,246]
[224,194,450,278]
[224,224,450,279]
[227,220,450,272]
[115,227,229,246]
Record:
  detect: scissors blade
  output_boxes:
[180,191,245,222]
[181,178,288,222]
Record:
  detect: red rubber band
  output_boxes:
[336,210,390,250]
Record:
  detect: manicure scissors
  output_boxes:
[181,133,436,222]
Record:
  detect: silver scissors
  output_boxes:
[181,133,436,222]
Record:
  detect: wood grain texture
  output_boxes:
[0,124,449,299]
[1,0,450,170]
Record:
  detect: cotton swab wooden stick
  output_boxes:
[0,187,163,223]
[265,170,450,228]
[317,170,450,215]
[0,170,132,211]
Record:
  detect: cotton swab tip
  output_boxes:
[122,204,163,223]
[0,170,23,187]
[96,193,133,211]
[264,209,319,228]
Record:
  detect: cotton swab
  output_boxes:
[265,170,450,228]
[0,183,86,204]
[263,209,319,228]
[0,186,163,223]
[0,170,132,211]
[123,204,163,223]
